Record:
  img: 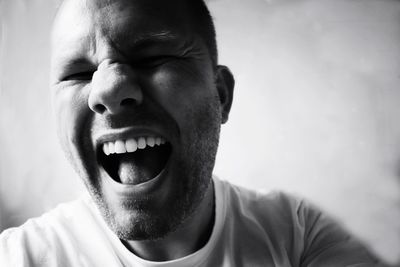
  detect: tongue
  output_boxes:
[118,154,152,184]
[117,146,169,185]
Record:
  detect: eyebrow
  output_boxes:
[112,31,183,56]
[61,58,93,68]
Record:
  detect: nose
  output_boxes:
[88,60,143,114]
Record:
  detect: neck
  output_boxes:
[124,181,215,261]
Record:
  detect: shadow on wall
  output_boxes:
[0,0,83,231]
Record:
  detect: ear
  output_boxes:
[215,65,235,124]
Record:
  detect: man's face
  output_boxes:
[50,0,233,240]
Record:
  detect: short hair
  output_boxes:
[187,0,218,68]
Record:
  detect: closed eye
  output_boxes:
[62,71,94,81]
[136,55,178,68]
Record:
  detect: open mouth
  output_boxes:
[98,136,172,185]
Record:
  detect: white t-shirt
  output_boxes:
[0,177,379,266]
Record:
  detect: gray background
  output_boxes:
[1,0,400,264]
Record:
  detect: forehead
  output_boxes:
[51,0,194,64]
[54,0,191,33]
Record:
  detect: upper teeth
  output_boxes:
[102,137,166,156]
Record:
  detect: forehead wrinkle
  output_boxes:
[91,20,181,62]
[88,0,189,44]
[96,30,184,63]
[135,31,179,43]
[55,0,199,66]
[94,35,128,64]
[93,3,181,45]
[128,31,180,50]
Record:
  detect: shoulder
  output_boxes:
[218,178,304,224]
[217,178,381,266]
[0,197,92,266]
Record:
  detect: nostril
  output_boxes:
[94,104,106,113]
[120,98,137,107]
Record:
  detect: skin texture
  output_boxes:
[50,0,234,261]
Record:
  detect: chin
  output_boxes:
[85,153,214,241]
[107,209,172,241]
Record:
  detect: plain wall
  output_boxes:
[1,0,400,264]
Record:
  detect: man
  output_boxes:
[0,0,381,266]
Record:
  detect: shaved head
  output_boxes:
[52,0,218,68]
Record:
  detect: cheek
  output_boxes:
[52,84,92,155]
[145,66,218,125]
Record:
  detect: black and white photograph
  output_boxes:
[0,0,399,266]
